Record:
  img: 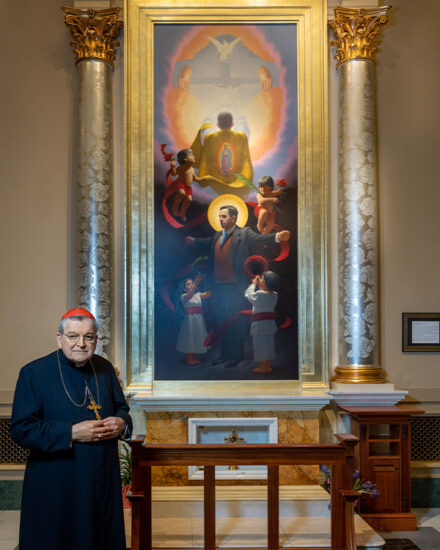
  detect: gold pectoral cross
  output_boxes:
[88,399,102,420]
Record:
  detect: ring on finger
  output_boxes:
[98,433,101,439]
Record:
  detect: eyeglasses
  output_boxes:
[61,333,96,343]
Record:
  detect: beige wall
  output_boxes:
[377,0,440,402]
[1,0,439,405]
[0,0,75,401]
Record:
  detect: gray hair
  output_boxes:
[58,316,98,334]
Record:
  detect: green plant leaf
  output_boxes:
[119,442,132,486]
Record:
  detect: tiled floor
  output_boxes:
[0,511,19,550]
[378,509,440,550]
[139,514,382,548]
[1,508,439,550]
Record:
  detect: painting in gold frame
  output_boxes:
[125,0,328,394]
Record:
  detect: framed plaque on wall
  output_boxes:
[402,312,440,352]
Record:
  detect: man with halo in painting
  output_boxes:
[185,195,290,369]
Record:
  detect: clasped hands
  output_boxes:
[71,416,126,443]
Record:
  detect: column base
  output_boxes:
[332,365,387,384]
[329,381,408,407]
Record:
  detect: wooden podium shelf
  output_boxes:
[340,406,424,532]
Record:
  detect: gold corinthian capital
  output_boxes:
[329,6,391,68]
[62,7,123,68]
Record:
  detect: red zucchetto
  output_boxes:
[61,307,96,321]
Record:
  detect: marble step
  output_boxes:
[151,485,331,517]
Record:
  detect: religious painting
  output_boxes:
[126,0,328,392]
[153,24,298,381]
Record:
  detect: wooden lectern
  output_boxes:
[339,405,424,531]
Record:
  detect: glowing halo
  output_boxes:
[207,194,248,232]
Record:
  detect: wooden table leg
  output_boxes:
[204,465,216,550]
[331,463,345,550]
[129,465,151,550]
[268,465,279,550]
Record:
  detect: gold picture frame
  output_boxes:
[125,0,328,393]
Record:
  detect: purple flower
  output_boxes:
[321,466,379,501]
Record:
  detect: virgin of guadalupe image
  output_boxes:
[221,144,232,176]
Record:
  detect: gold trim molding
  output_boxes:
[329,6,390,68]
[332,365,388,384]
[126,0,328,392]
[62,7,123,67]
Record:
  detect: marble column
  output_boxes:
[63,8,123,359]
[330,7,390,384]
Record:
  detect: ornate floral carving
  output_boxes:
[337,61,379,368]
[62,7,123,68]
[329,6,391,68]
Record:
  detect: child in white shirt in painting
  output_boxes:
[245,271,281,373]
[176,275,211,365]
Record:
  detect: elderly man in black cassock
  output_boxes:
[10,307,132,550]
